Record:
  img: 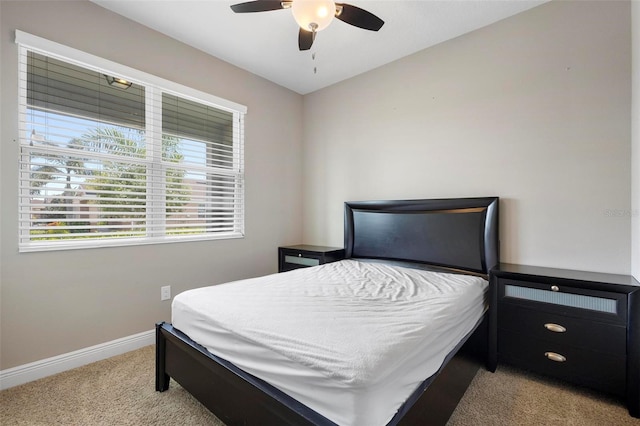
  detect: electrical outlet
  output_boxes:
[160,285,171,301]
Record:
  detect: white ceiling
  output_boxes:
[92,0,548,95]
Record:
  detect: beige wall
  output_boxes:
[0,1,303,369]
[302,1,632,274]
[633,0,640,281]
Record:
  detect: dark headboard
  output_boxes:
[344,197,499,276]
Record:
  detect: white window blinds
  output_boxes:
[17,31,246,252]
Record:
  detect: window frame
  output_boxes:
[16,30,247,253]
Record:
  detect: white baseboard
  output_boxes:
[0,329,155,391]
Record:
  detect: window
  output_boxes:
[16,31,246,252]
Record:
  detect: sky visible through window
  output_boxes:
[27,108,206,201]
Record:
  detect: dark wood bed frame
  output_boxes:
[156,197,500,425]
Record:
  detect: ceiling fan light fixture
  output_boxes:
[291,0,336,32]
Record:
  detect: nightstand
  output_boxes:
[489,263,640,418]
[278,245,345,273]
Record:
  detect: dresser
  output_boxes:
[489,263,640,418]
[278,245,345,273]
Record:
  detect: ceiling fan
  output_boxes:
[230,0,384,51]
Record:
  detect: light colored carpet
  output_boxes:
[1,345,637,425]
[447,363,638,426]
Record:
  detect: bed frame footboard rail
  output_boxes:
[155,322,170,392]
[155,322,335,425]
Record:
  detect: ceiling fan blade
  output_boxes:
[230,1,284,13]
[298,28,315,51]
[335,3,384,31]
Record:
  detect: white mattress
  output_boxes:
[172,259,488,426]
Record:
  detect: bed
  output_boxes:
[156,197,500,425]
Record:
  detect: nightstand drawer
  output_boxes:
[498,303,626,356]
[283,253,321,267]
[280,250,320,272]
[499,329,626,396]
[278,245,344,273]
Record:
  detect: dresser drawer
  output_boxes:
[499,329,626,396]
[499,279,627,324]
[498,303,626,356]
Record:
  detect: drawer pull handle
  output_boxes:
[551,285,560,292]
[544,323,567,333]
[544,352,566,362]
